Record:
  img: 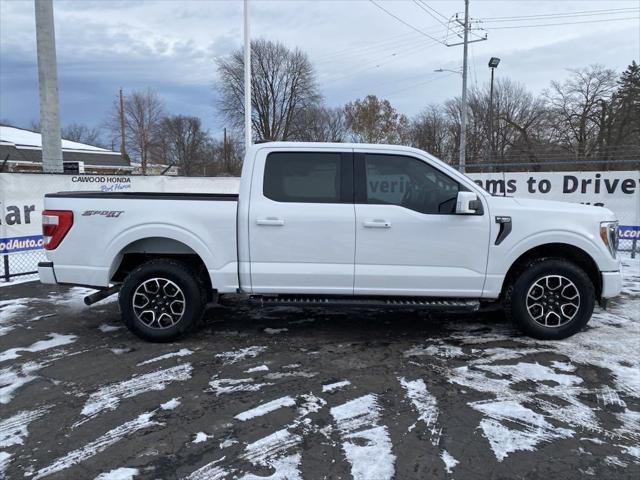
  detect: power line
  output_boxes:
[417,0,450,22]
[315,29,447,66]
[413,0,450,30]
[323,39,442,86]
[480,7,639,21]
[369,0,447,45]
[382,71,457,97]
[484,16,639,30]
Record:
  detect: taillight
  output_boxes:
[42,210,73,250]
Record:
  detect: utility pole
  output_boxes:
[446,0,486,172]
[34,0,63,173]
[119,88,127,162]
[243,0,252,153]
[459,0,469,172]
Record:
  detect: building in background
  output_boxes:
[0,125,130,174]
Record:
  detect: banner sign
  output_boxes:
[467,171,639,230]
[0,171,637,254]
[0,173,240,253]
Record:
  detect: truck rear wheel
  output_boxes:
[119,259,206,342]
[504,258,595,340]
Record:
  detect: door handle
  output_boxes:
[256,217,285,226]
[363,219,391,228]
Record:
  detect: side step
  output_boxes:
[249,295,480,312]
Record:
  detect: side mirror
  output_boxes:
[456,191,481,214]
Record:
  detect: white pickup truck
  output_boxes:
[38,142,622,341]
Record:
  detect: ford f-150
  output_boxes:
[38,142,622,341]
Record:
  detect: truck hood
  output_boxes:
[487,195,616,220]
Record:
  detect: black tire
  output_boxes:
[119,258,206,342]
[504,258,595,340]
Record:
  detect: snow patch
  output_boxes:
[235,396,296,421]
[216,346,266,365]
[98,324,122,333]
[0,407,48,447]
[0,333,76,363]
[245,365,269,373]
[322,380,351,392]
[399,377,440,445]
[0,361,47,404]
[264,327,288,334]
[160,397,181,410]
[219,439,238,449]
[80,364,192,418]
[35,411,160,479]
[137,348,193,366]
[94,468,139,480]
[209,377,273,395]
[440,450,458,474]
[330,394,395,480]
[0,451,11,477]
[192,432,213,444]
[404,344,463,359]
[240,429,302,479]
[184,456,231,480]
[473,400,573,461]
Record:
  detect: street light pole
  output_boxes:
[459,0,469,173]
[243,0,252,153]
[487,57,501,163]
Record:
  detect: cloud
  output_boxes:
[0,0,637,133]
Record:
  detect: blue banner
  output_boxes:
[619,225,640,240]
[0,235,45,253]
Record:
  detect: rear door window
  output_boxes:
[264,152,350,203]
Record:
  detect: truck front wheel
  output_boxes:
[504,258,595,340]
[119,259,206,342]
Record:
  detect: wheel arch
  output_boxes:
[109,235,213,298]
[500,243,601,299]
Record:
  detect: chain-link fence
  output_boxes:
[2,250,47,282]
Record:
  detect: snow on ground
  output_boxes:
[330,394,396,480]
[94,467,140,480]
[0,333,76,362]
[136,348,194,366]
[34,411,160,479]
[322,380,351,392]
[0,251,637,478]
[215,346,267,365]
[0,407,49,447]
[80,364,192,418]
[234,396,296,421]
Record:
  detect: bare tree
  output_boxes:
[216,39,321,142]
[158,115,210,176]
[61,123,104,147]
[107,88,164,174]
[294,106,347,142]
[344,95,409,144]
[544,64,617,159]
[409,104,451,160]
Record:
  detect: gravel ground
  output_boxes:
[0,254,638,480]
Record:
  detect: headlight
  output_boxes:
[600,221,619,258]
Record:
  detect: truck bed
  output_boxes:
[43,191,240,291]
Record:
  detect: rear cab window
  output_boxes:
[263,152,352,203]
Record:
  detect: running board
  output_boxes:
[249,295,480,311]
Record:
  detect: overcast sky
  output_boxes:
[1,0,638,141]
